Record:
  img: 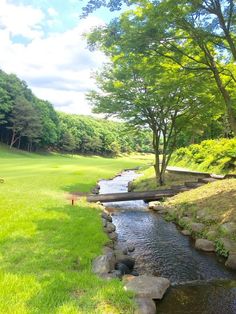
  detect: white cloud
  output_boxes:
[47,7,58,17]
[0,1,107,115]
[0,0,45,39]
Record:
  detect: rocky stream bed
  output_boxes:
[92,170,236,314]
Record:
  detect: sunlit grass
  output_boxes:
[132,166,203,191]
[167,178,236,225]
[0,144,152,313]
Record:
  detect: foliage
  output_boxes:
[86,13,217,185]
[0,69,152,154]
[86,0,236,135]
[58,112,153,155]
[215,240,229,258]
[0,144,152,313]
[131,166,204,190]
[171,138,236,173]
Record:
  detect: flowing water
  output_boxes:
[99,170,236,314]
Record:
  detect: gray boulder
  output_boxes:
[106,222,116,233]
[124,275,170,299]
[148,202,159,209]
[101,212,109,220]
[102,218,107,228]
[195,239,215,252]
[225,252,236,270]
[100,270,122,280]
[181,229,191,236]
[152,205,166,212]
[108,232,118,241]
[190,222,205,233]
[92,253,115,275]
[134,297,156,314]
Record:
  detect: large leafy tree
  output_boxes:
[84,0,236,134]
[87,32,214,184]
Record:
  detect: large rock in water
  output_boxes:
[124,275,170,299]
[225,252,236,270]
[134,297,156,314]
[92,253,115,275]
[195,239,215,252]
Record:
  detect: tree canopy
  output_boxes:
[86,0,236,184]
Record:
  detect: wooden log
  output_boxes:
[87,189,177,203]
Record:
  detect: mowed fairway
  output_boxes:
[0,145,152,314]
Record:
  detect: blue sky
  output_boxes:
[0,0,123,114]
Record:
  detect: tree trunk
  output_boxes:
[203,44,236,135]
[17,137,21,149]
[152,130,162,186]
[10,131,17,148]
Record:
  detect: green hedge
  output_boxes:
[170,138,236,174]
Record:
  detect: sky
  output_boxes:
[0,0,122,115]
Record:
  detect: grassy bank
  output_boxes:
[131,166,202,191]
[0,144,152,314]
[164,178,236,256]
[132,162,236,257]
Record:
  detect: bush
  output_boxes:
[170,138,236,174]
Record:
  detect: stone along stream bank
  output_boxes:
[94,171,236,314]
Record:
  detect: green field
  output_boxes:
[0,145,152,314]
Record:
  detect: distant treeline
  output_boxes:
[0,69,152,155]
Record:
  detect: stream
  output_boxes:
[99,170,236,314]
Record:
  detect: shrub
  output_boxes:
[170,138,236,174]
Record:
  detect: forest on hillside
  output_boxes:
[0,69,152,155]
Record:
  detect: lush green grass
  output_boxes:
[0,144,152,313]
[131,166,203,191]
[164,179,236,250]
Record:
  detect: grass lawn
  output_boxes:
[131,166,204,191]
[0,144,152,314]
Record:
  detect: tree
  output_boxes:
[87,35,211,184]
[8,96,42,149]
[84,0,236,134]
[60,130,76,152]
